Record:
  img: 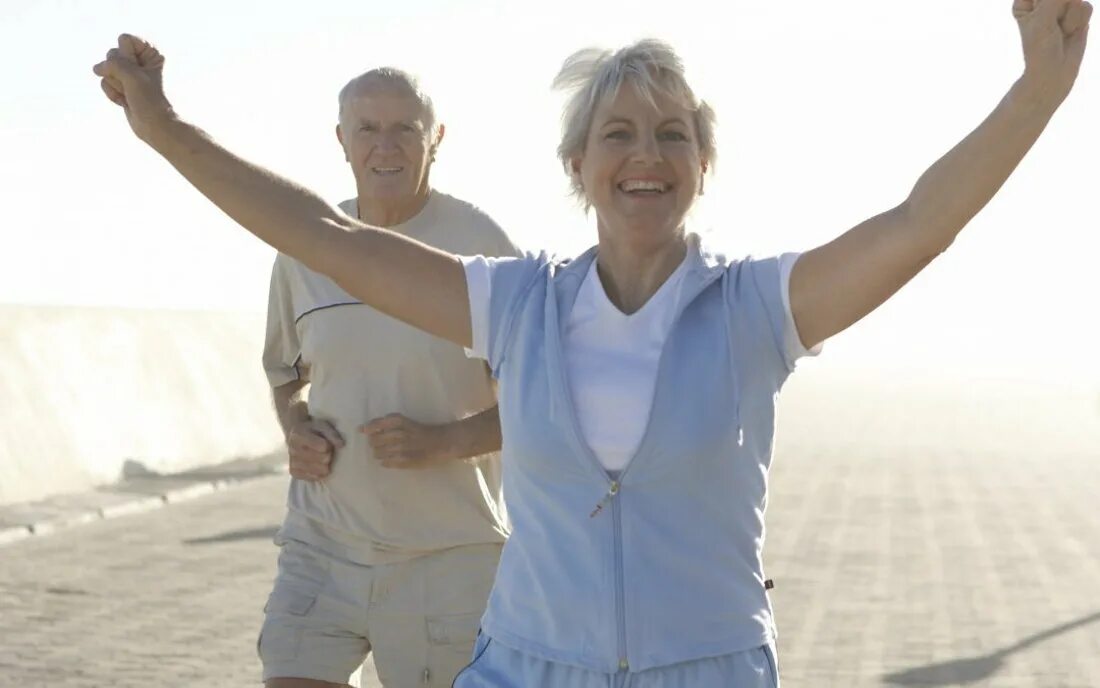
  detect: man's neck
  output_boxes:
[356,187,432,228]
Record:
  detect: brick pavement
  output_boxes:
[765,434,1100,687]
[1,439,1098,686]
[0,476,321,688]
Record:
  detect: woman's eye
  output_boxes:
[606,130,630,140]
[659,130,688,141]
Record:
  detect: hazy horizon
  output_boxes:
[3,1,1098,381]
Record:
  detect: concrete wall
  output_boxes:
[3,304,1095,506]
[0,305,282,505]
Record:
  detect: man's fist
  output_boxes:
[287,419,345,481]
[362,414,453,470]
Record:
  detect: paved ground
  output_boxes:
[1,441,1098,687]
[0,453,287,544]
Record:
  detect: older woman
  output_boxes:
[94,1,1091,685]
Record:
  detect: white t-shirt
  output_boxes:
[463,248,817,473]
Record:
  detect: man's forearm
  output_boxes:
[272,380,310,440]
[444,406,503,461]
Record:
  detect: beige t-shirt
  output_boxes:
[264,191,521,564]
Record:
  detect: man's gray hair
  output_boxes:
[338,67,438,133]
[552,39,716,204]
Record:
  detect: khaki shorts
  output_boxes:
[258,541,502,686]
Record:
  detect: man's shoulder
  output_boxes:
[272,251,350,301]
[431,190,520,257]
[431,190,500,231]
[431,189,488,219]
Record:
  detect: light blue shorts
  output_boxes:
[453,633,780,688]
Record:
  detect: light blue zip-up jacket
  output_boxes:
[473,235,801,673]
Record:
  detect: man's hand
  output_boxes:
[362,414,453,470]
[287,419,345,481]
[1014,0,1093,103]
[92,33,174,141]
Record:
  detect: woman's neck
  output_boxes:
[594,231,688,315]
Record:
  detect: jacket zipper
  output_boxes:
[588,480,619,518]
[612,488,629,672]
[558,260,723,674]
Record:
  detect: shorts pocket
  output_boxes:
[258,587,320,662]
[264,587,318,616]
[426,614,484,687]
[426,612,481,647]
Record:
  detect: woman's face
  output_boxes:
[575,81,706,248]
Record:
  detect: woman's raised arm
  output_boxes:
[93,34,473,347]
[789,0,1091,350]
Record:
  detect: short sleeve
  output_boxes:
[734,254,821,375]
[459,252,547,376]
[778,252,823,365]
[262,256,304,388]
[462,255,494,361]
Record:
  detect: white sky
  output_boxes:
[2,0,1097,379]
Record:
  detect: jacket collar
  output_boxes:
[553,232,729,316]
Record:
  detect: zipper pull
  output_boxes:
[589,481,620,518]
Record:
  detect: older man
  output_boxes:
[260,68,519,687]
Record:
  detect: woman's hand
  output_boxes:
[789,1,1092,351]
[92,34,175,144]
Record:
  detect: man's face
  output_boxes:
[338,84,437,205]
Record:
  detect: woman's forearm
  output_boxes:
[138,113,471,345]
[904,76,1061,253]
[144,115,354,273]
